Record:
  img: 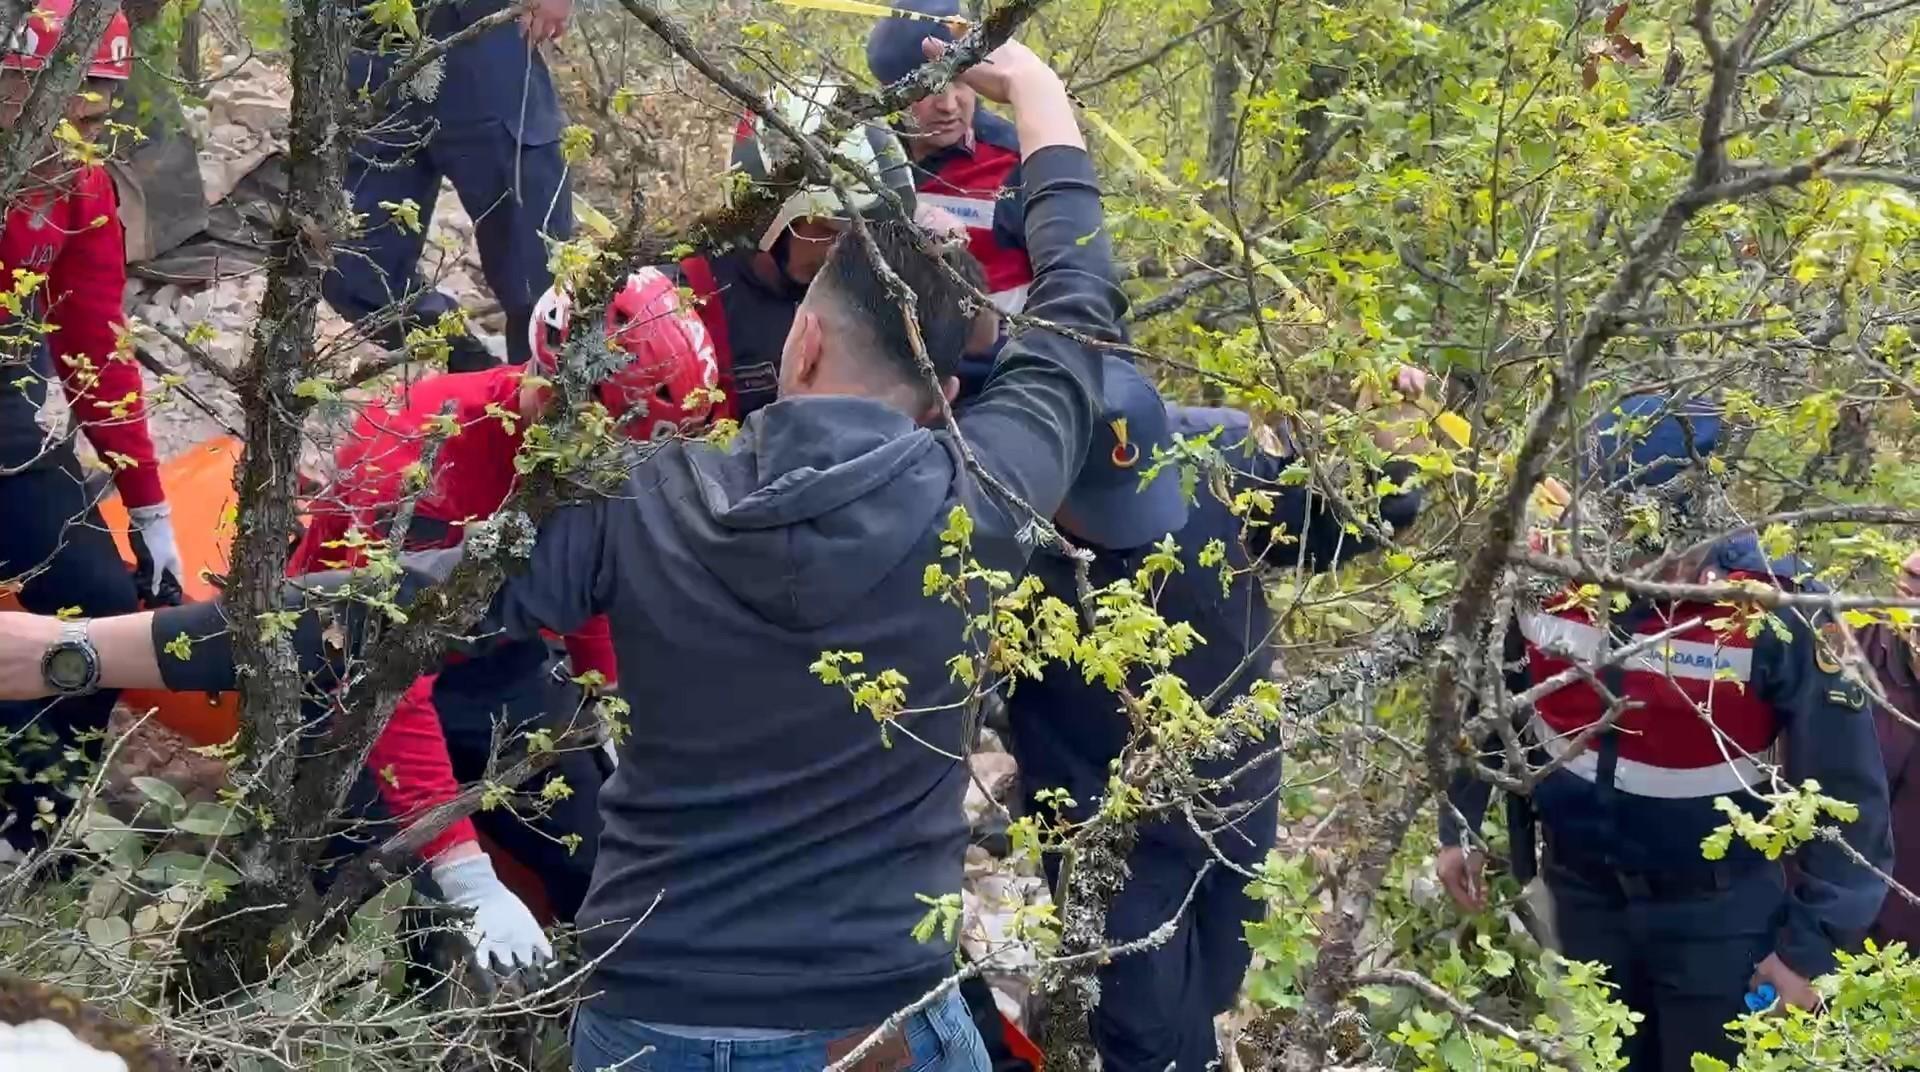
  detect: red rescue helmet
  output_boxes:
[2,0,134,82]
[530,268,720,441]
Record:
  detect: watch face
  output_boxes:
[46,646,93,691]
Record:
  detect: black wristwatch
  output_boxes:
[41,619,101,697]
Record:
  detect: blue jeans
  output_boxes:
[571,989,990,1072]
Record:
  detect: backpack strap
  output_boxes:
[677,255,739,422]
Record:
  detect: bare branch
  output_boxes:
[1352,967,1580,1067]
[0,0,116,202]
[1749,0,1920,69]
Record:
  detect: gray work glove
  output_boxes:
[431,853,553,974]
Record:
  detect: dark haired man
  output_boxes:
[0,39,1120,1072]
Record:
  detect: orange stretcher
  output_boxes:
[0,437,245,745]
[98,436,246,746]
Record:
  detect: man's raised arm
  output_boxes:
[946,39,1123,523]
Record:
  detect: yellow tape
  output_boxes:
[769,0,967,25]
[1075,105,1324,324]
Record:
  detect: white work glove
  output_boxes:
[431,852,553,974]
[126,501,185,605]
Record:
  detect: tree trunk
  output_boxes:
[1201,0,1244,184]
[0,0,116,203]
[178,0,353,999]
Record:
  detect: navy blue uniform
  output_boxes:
[1443,537,1892,1071]
[1008,407,1422,1071]
[325,0,573,365]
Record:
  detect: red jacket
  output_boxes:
[910,108,1032,313]
[0,166,163,507]
[296,366,617,859]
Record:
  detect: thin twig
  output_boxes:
[1748,0,1920,69]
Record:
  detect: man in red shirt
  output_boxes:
[295,268,717,967]
[0,1,184,852]
[867,1,1032,318]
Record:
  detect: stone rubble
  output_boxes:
[960,730,1049,1030]
[127,56,498,460]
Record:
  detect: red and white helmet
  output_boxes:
[2,0,134,82]
[530,285,571,368]
[530,268,720,442]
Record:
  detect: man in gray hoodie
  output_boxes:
[0,39,1121,1072]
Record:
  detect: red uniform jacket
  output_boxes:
[0,166,163,507]
[910,108,1032,313]
[293,366,617,858]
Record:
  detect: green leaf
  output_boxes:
[293,377,338,402]
[131,775,188,817]
[137,851,243,888]
[84,915,131,951]
[174,802,250,837]
[78,806,140,857]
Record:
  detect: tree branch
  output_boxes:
[1352,968,1580,1067]
[0,0,116,203]
[1748,0,1920,69]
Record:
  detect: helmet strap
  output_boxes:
[759,235,811,299]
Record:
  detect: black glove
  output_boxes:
[446,334,503,374]
[129,526,185,609]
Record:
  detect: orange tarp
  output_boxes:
[0,438,246,745]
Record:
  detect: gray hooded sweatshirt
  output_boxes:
[151,144,1123,1029]
[496,145,1121,1027]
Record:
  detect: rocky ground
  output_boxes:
[121,57,500,461]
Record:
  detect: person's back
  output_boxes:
[579,393,1023,1019]
[572,141,1114,1047]
[297,366,530,572]
[1006,398,1423,1070]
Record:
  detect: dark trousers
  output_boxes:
[1547,858,1786,1072]
[323,102,573,364]
[0,450,139,849]
[431,640,603,922]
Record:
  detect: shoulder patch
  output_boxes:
[1815,621,1846,675]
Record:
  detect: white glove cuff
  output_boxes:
[127,501,173,526]
[430,853,504,902]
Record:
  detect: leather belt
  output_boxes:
[824,1024,913,1072]
[1543,841,1760,901]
